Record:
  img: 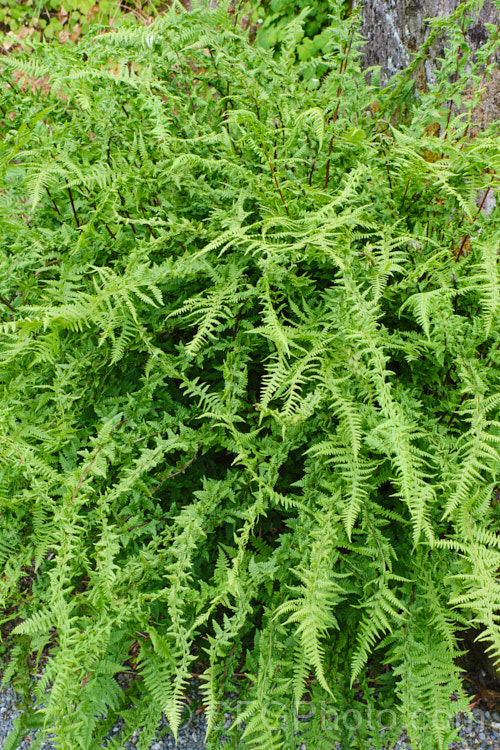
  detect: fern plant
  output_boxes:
[0,1,500,748]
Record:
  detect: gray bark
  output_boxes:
[354,0,500,127]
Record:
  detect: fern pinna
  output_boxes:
[0,1,499,748]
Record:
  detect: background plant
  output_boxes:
[251,0,352,65]
[0,1,500,749]
[0,0,165,47]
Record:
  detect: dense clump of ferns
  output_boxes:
[0,1,499,748]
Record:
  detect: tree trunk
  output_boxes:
[354,0,500,127]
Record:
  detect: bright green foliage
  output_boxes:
[0,1,500,748]
[253,0,347,65]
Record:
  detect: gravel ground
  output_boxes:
[1,682,500,749]
[0,683,210,750]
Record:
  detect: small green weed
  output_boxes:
[0,0,163,47]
